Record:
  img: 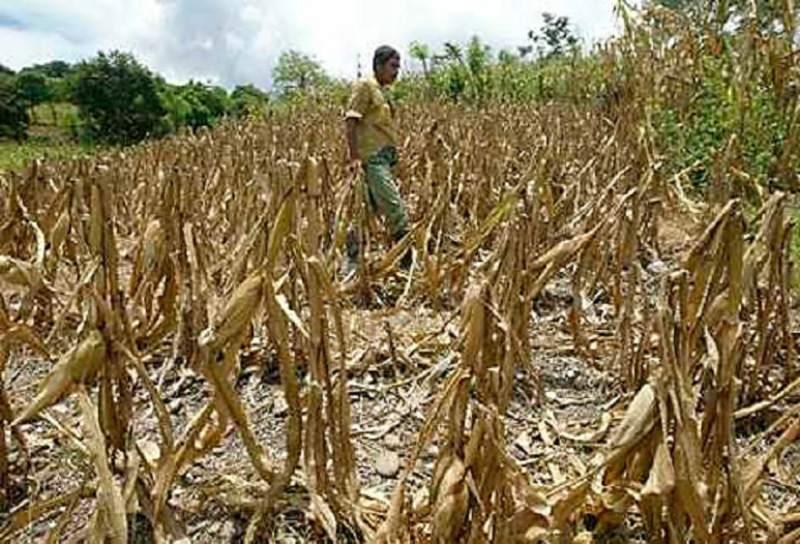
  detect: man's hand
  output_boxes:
[346,156,361,176]
[344,117,360,176]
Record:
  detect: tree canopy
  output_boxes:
[72,51,166,144]
[272,50,331,97]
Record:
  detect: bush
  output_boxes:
[0,75,29,141]
[653,55,787,188]
[71,51,166,144]
[159,81,233,130]
[231,84,269,118]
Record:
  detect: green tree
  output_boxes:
[0,75,29,141]
[71,50,166,144]
[49,76,73,103]
[652,0,789,34]
[0,64,14,76]
[409,41,432,78]
[27,60,72,78]
[159,80,233,130]
[175,81,231,129]
[158,82,191,133]
[432,42,469,101]
[528,13,580,58]
[272,50,331,97]
[231,84,269,117]
[408,41,436,99]
[15,71,52,113]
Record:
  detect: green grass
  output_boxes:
[30,102,79,127]
[0,102,91,174]
[0,137,96,174]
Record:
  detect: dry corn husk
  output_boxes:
[13,330,105,425]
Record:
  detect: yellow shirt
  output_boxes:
[345,77,399,161]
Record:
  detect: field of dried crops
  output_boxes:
[0,98,799,544]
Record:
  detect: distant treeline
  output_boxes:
[0,53,272,144]
[2,2,798,194]
[0,13,589,146]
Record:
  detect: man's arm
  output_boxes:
[345,117,359,165]
[344,80,370,169]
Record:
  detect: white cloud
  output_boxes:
[0,26,85,68]
[0,0,620,88]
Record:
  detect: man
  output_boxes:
[344,45,412,275]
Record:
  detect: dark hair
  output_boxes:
[373,45,400,72]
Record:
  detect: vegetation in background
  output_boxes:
[71,51,167,144]
[272,49,332,97]
[159,80,231,132]
[0,137,93,173]
[0,74,29,141]
[0,1,797,196]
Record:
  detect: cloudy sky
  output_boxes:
[0,1,620,89]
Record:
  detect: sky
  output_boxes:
[0,1,621,89]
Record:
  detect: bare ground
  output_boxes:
[2,211,799,543]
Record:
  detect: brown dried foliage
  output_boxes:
[0,12,798,540]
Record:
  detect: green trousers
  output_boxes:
[363,146,409,237]
[346,146,409,261]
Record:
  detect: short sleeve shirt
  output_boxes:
[345,77,399,161]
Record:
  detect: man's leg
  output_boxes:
[365,156,412,268]
[365,158,408,238]
[343,173,378,276]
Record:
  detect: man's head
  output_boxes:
[373,45,400,86]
